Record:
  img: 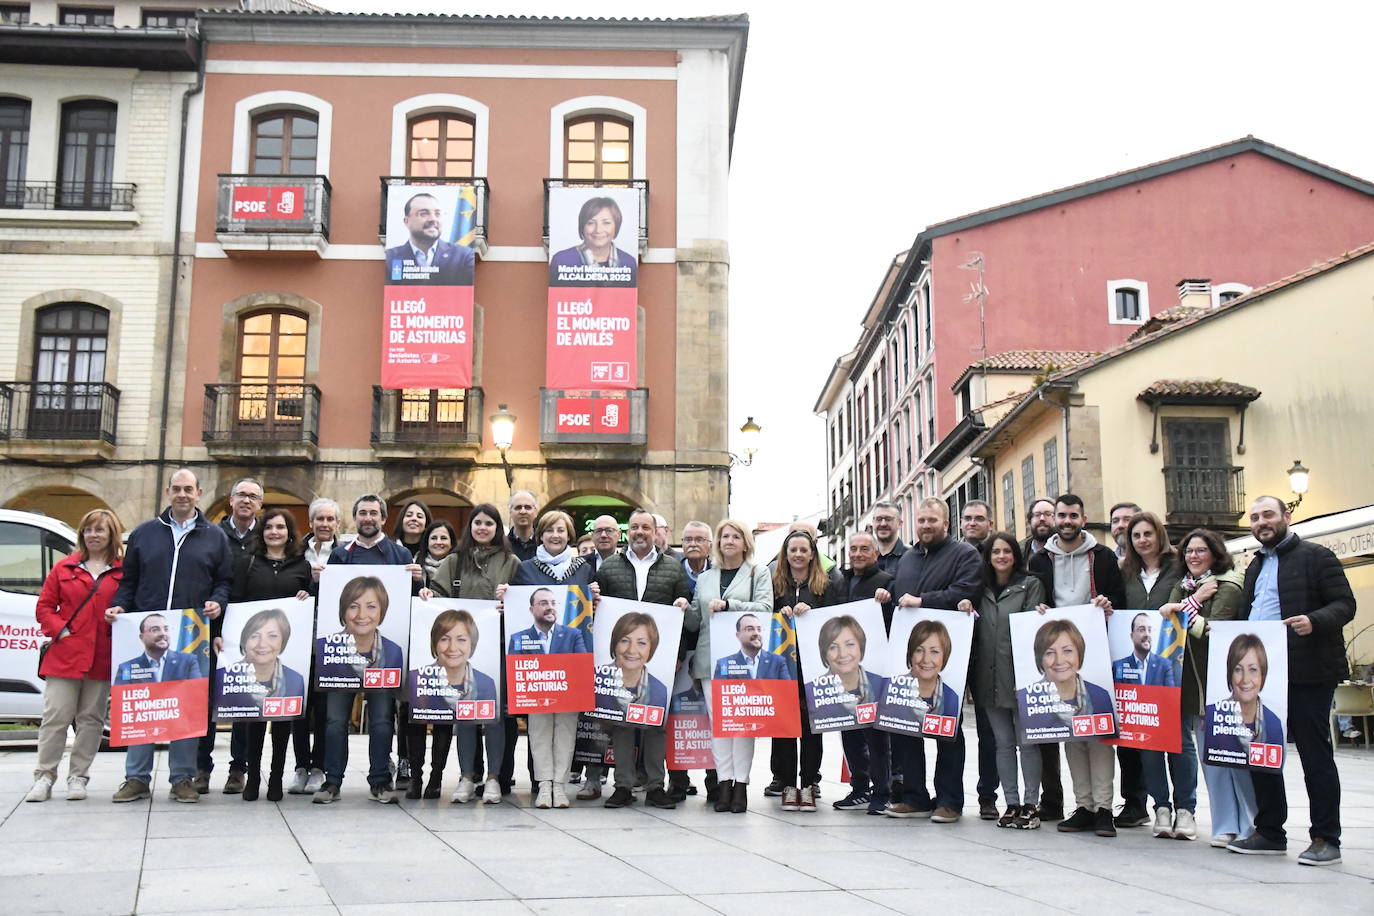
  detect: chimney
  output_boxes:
[1176,278,1212,310]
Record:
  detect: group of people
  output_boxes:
[23,471,1356,867]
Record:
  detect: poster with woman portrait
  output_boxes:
[407,598,501,724]
[587,596,682,727]
[1203,621,1288,770]
[313,565,412,691]
[214,597,315,721]
[1103,610,1183,753]
[876,608,973,741]
[1011,604,1118,744]
[794,599,889,733]
[709,610,801,738]
[503,584,594,714]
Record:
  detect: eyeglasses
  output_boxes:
[593,527,618,535]
[682,536,710,545]
[1183,547,1212,556]
[232,491,263,501]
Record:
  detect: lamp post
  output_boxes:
[736,416,762,466]
[1286,459,1309,512]
[490,403,516,488]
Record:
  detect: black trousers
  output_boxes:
[407,722,454,778]
[245,720,291,779]
[770,675,822,787]
[1039,743,1063,812]
[1117,746,1147,810]
[292,690,327,771]
[1251,683,1341,846]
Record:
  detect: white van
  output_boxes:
[0,509,79,720]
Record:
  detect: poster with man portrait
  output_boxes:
[214,597,315,721]
[876,608,973,741]
[1011,604,1118,744]
[586,596,682,727]
[408,598,501,724]
[794,599,889,733]
[666,650,714,769]
[504,584,594,714]
[313,565,412,691]
[381,182,477,388]
[709,610,800,739]
[1203,621,1288,770]
[109,607,210,746]
[1104,610,1183,753]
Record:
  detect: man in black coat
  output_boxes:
[1226,496,1355,866]
[219,477,263,554]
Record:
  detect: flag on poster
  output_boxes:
[875,608,974,741]
[408,599,502,724]
[213,598,315,721]
[1203,621,1288,770]
[109,608,210,746]
[709,610,800,738]
[505,584,594,714]
[381,183,476,389]
[1104,610,1183,753]
[1011,604,1118,744]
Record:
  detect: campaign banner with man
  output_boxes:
[666,651,714,769]
[586,596,682,727]
[876,608,973,741]
[1104,610,1183,753]
[1203,621,1288,770]
[110,608,210,746]
[504,584,594,714]
[381,183,477,388]
[1011,604,1118,744]
[314,565,412,691]
[408,599,501,724]
[793,599,889,733]
[213,597,314,721]
[708,610,800,738]
[546,185,638,390]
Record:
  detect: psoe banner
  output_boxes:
[795,599,889,733]
[1011,605,1118,744]
[381,183,476,389]
[504,584,594,714]
[587,596,682,727]
[110,608,210,746]
[213,597,314,721]
[1203,621,1288,770]
[876,608,974,741]
[408,599,502,724]
[1104,610,1183,753]
[708,610,800,738]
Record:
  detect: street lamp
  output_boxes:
[1286,459,1309,512]
[490,404,516,488]
[737,416,762,466]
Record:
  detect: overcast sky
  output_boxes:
[327,0,1374,525]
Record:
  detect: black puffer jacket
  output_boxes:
[595,551,692,605]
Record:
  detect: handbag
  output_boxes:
[36,573,105,680]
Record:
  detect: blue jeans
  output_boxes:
[1142,714,1199,812]
[324,689,395,788]
[1198,720,1256,837]
[840,727,890,809]
[125,737,198,785]
[457,721,507,780]
[891,724,965,811]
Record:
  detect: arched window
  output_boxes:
[0,97,30,207]
[30,303,109,434]
[564,115,632,183]
[235,309,308,427]
[406,112,475,178]
[58,100,116,209]
[251,110,318,176]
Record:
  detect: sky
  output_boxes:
[325,0,1374,525]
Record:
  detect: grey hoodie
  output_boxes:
[1043,530,1099,607]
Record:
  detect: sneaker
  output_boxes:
[482,779,501,804]
[646,788,677,809]
[192,771,210,795]
[223,771,245,795]
[1014,804,1041,830]
[1057,807,1095,832]
[1113,803,1149,828]
[552,783,570,809]
[1227,832,1286,855]
[885,803,933,819]
[780,786,801,812]
[568,771,583,785]
[65,776,88,801]
[604,787,635,808]
[25,776,53,802]
[978,797,998,820]
[763,779,785,798]
[576,781,603,801]
[451,777,476,804]
[304,768,326,793]
[1094,807,1117,837]
[535,783,552,809]
[1173,809,1197,841]
[833,789,871,811]
[170,780,199,803]
[395,759,411,790]
[932,806,961,823]
[997,805,1018,828]
[113,779,151,803]
[1297,839,1341,866]
[287,767,309,794]
[1152,807,1174,838]
[1210,833,1238,848]
[810,783,822,799]
[369,782,399,804]
[866,807,888,816]
[313,783,340,804]
[799,786,817,813]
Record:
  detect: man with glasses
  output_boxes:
[871,501,907,576]
[220,477,264,554]
[679,521,713,590]
[1021,498,1057,561]
[588,514,621,573]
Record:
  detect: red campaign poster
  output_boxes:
[667,710,715,768]
[506,653,594,714]
[1105,683,1182,752]
[229,185,304,220]
[110,680,209,747]
[554,397,631,435]
[546,288,637,389]
[711,678,801,739]
[380,284,473,388]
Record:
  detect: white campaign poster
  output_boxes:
[214,597,315,721]
[587,596,682,727]
[876,608,973,740]
[407,598,501,723]
[1203,620,1289,770]
[793,599,888,732]
[314,565,413,691]
[1011,604,1117,743]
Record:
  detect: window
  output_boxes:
[1002,472,1016,530]
[60,6,113,24]
[1163,419,1239,516]
[251,110,318,176]
[903,405,912,467]
[1043,438,1059,501]
[913,390,923,456]
[900,321,910,383]
[57,100,116,209]
[235,310,308,428]
[141,9,194,27]
[0,520,72,596]
[924,376,935,444]
[1212,282,1251,307]
[1021,454,1036,520]
[564,115,631,183]
[892,417,902,480]
[406,113,475,178]
[1108,279,1149,324]
[959,382,972,417]
[398,389,469,438]
[0,97,29,207]
[0,5,29,24]
[1115,288,1140,321]
[921,282,933,354]
[30,303,108,436]
[880,432,889,490]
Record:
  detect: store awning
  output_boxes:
[1226,505,1374,567]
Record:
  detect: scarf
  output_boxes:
[1178,571,1214,626]
[348,635,384,679]
[1044,674,1095,729]
[234,659,284,702]
[917,674,947,716]
[446,662,475,701]
[535,544,575,581]
[576,242,624,268]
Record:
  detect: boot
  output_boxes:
[267,721,289,802]
[424,769,444,799]
[730,780,748,814]
[242,724,265,802]
[242,770,261,802]
[714,779,734,812]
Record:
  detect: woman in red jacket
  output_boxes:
[27,508,125,802]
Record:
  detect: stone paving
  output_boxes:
[1,730,1370,914]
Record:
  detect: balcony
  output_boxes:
[371,386,483,461]
[1163,465,1245,526]
[543,179,648,255]
[539,388,647,460]
[378,177,489,258]
[0,181,139,227]
[215,174,330,257]
[203,383,320,462]
[0,381,119,462]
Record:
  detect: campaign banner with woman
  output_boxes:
[408,598,501,724]
[313,565,412,691]
[1104,610,1183,753]
[1011,605,1118,744]
[213,597,314,721]
[793,599,888,733]
[709,609,800,738]
[546,185,639,389]
[666,651,714,769]
[1203,621,1288,770]
[587,596,682,727]
[109,607,210,746]
[876,608,973,741]
[504,583,594,714]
